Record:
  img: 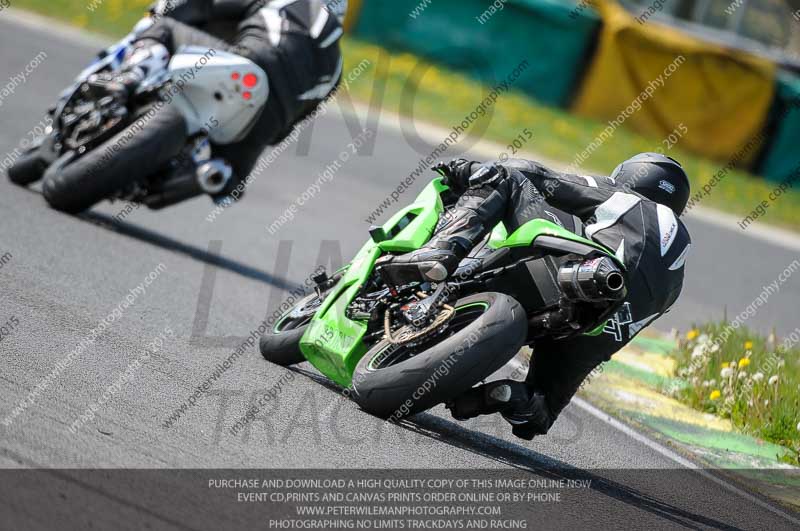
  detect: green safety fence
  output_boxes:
[353,0,600,107]
[758,72,800,183]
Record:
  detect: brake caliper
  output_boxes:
[384,283,456,346]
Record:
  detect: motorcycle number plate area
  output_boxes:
[300,281,370,388]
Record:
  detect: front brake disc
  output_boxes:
[383,304,455,346]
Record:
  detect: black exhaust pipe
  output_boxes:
[141,169,203,210]
[557,256,627,302]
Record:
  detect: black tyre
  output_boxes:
[7,147,48,186]
[351,292,528,419]
[259,292,324,366]
[42,103,187,213]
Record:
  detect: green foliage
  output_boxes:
[339,39,800,232]
[674,324,800,465]
[17,0,152,35]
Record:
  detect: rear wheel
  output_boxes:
[42,103,187,213]
[351,292,528,419]
[259,292,324,366]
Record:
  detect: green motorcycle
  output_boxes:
[259,175,627,419]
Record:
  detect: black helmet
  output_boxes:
[609,153,690,215]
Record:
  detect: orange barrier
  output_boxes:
[573,1,775,165]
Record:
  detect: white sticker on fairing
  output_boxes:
[615,238,625,263]
[657,204,678,257]
[310,5,330,38]
[668,243,691,270]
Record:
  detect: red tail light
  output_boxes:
[243,73,258,88]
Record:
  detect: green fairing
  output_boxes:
[299,178,449,387]
[299,178,619,387]
[489,218,617,259]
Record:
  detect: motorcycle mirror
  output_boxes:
[369,225,388,243]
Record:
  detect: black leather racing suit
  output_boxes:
[460,159,692,437]
[136,0,345,181]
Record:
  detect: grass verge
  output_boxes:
[12,1,800,231]
[671,323,800,465]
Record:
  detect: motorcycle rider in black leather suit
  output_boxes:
[91,0,347,203]
[380,153,692,440]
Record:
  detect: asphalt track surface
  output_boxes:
[1,10,799,530]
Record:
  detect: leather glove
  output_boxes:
[433,159,476,193]
[467,163,507,189]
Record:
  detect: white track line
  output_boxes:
[574,397,800,526]
[573,397,698,469]
[687,205,800,251]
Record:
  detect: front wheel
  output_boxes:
[42,103,187,213]
[7,147,49,186]
[351,292,528,419]
[259,292,324,366]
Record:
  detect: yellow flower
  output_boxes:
[738,358,751,369]
[686,329,699,341]
[744,341,754,350]
[709,390,722,401]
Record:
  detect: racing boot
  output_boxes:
[446,380,531,420]
[446,380,555,440]
[378,164,508,286]
[87,42,170,102]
